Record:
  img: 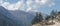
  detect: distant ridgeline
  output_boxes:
[0,6,23,26]
[0,6,35,26]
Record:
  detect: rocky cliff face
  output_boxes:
[0,6,35,26]
[0,6,24,26]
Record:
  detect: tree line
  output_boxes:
[31,10,60,26]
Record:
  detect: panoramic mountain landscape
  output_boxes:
[0,0,60,26]
[0,6,60,26]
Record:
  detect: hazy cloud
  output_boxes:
[0,0,55,12]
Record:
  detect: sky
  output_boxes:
[0,0,60,15]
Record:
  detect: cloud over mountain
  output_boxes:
[0,0,55,12]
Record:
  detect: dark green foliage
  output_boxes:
[45,16,51,20]
[50,10,57,19]
[31,12,43,25]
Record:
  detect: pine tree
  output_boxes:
[31,12,43,25]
